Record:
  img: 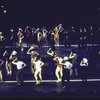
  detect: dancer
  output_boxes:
[47,48,56,78]
[9,29,14,46]
[12,58,26,85]
[0,32,5,48]
[60,56,73,88]
[9,50,18,77]
[64,30,70,48]
[37,30,43,48]
[0,58,4,82]
[49,31,55,51]
[3,51,12,76]
[53,53,63,83]
[41,27,48,45]
[17,28,24,51]
[27,46,39,75]
[34,56,44,85]
[24,26,32,47]
[69,50,78,77]
[9,50,18,61]
[78,28,83,49]
[80,58,88,86]
[53,26,60,46]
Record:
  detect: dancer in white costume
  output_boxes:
[34,57,44,85]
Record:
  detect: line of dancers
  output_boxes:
[0,46,89,87]
[1,24,98,51]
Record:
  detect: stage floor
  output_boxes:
[0,80,100,99]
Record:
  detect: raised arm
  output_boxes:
[9,50,17,60]
[47,48,54,56]
[69,52,75,59]
[3,51,7,56]
[27,46,34,54]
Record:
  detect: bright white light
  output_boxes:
[10,29,14,32]
[4,10,6,13]
[1,6,4,8]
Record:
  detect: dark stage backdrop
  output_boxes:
[0,0,100,29]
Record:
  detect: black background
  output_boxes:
[0,0,100,29]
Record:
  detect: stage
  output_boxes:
[0,44,100,99]
[0,79,100,99]
[0,0,100,99]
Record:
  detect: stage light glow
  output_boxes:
[4,10,6,13]
[1,5,4,8]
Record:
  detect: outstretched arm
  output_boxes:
[60,62,66,66]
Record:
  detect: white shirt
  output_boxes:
[13,61,26,70]
[60,61,73,69]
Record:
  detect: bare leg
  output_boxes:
[38,70,42,83]
[0,71,2,82]
[34,70,39,85]
[59,67,63,81]
[31,62,35,75]
[5,61,9,75]
[55,67,60,83]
